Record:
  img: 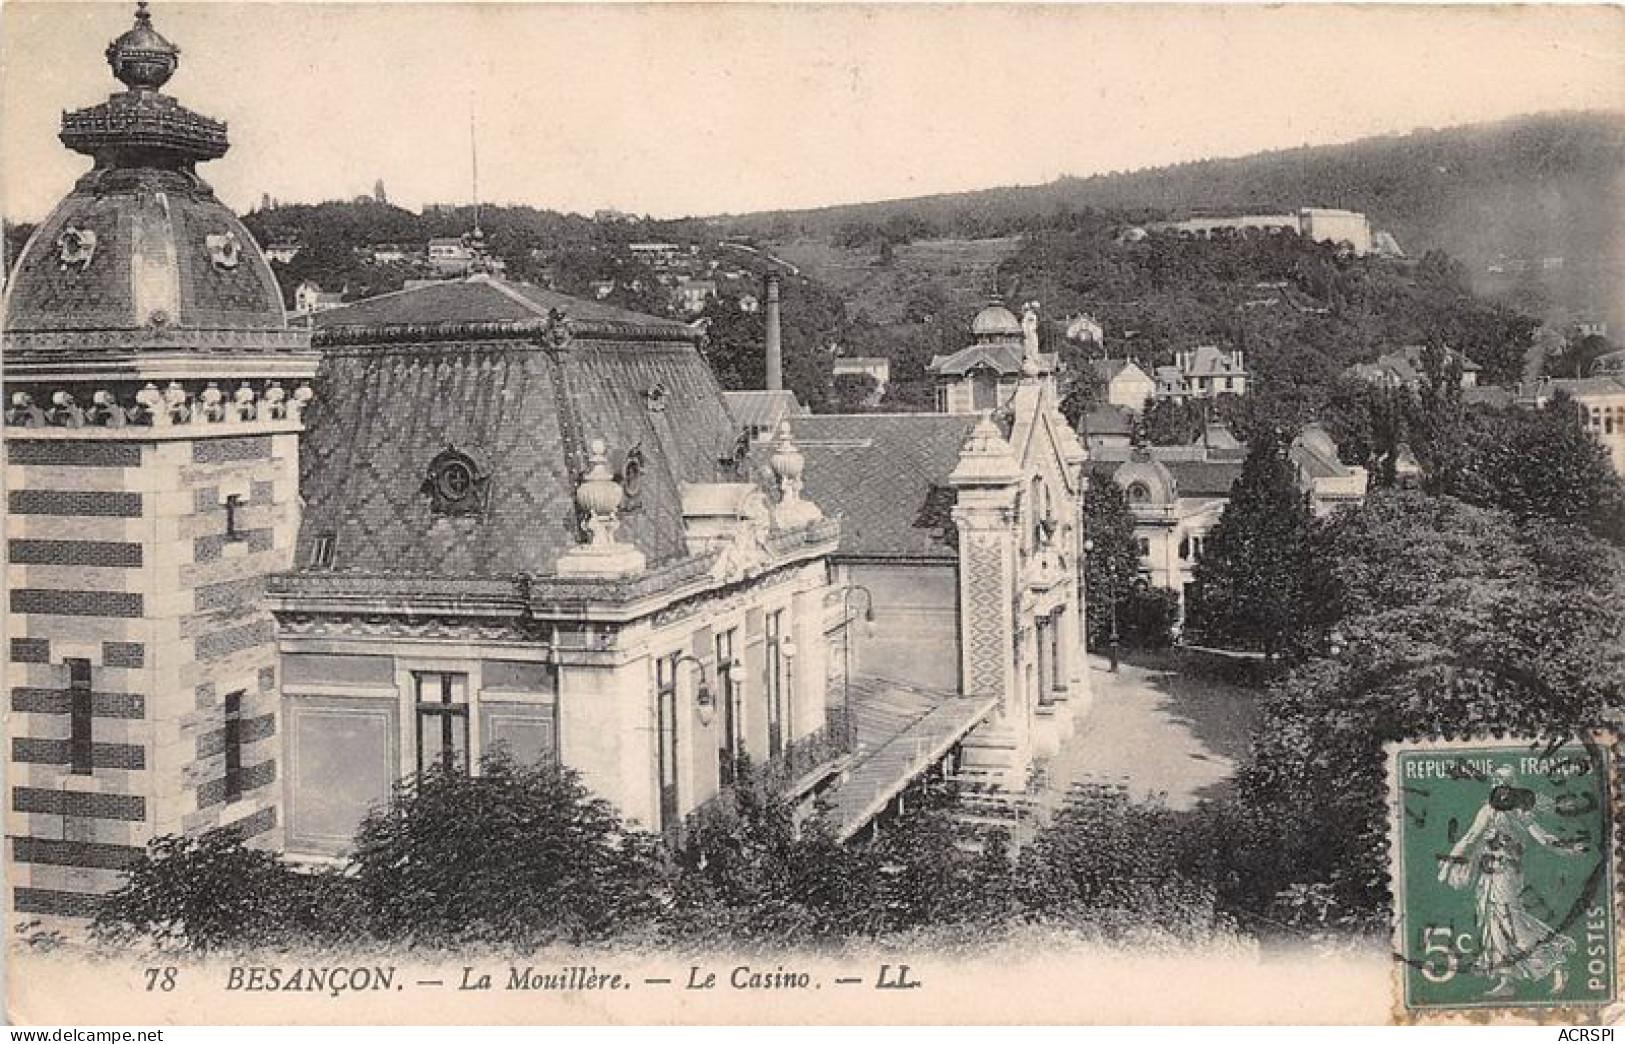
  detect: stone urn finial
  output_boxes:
[575,439,624,548]
[558,437,646,578]
[768,420,822,528]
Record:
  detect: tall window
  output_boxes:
[715,628,740,785]
[1030,477,1049,549]
[223,690,244,802]
[415,672,469,774]
[765,610,785,760]
[224,494,244,542]
[67,658,91,776]
[655,653,680,831]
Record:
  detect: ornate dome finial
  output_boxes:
[107,1,180,92]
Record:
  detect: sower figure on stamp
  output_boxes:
[1438,765,1587,998]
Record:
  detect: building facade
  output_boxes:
[2,7,866,920]
[802,317,1092,786]
[3,7,319,918]
[1087,358,1156,412]
[268,276,844,851]
[1155,346,1249,401]
[1093,425,1367,610]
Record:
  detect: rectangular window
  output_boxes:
[716,628,739,784]
[68,658,92,776]
[1137,537,1151,557]
[311,533,336,569]
[224,494,245,542]
[223,690,244,803]
[655,653,680,831]
[415,672,469,774]
[765,610,784,760]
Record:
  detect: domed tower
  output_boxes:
[4,4,316,922]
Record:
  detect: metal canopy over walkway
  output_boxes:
[824,676,999,841]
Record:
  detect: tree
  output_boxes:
[666,764,869,944]
[1139,397,1206,446]
[349,753,663,946]
[1238,493,1625,921]
[832,372,880,412]
[1014,784,1218,939]
[1081,479,1141,651]
[1321,377,1410,487]
[1407,340,1469,495]
[1186,430,1324,657]
[92,829,356,951]
[1057,366,1106,430]
[1549,333,1616,379]
[1118,586,1181,648]
[1450,396,1625,545]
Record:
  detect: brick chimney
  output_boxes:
[764,273,783,392]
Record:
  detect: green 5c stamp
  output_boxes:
[1390,736,1617,1012]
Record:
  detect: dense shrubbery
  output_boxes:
[348,754,667,947]
[95,759,1232,954]
[91,830,359,951]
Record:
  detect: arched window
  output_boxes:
[1030,477,1048,548]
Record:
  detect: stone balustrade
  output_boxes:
[5,379,315,429]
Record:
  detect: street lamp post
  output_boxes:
[1084,538,1120,673]
[841,583,876,713]
[672,653,714,726]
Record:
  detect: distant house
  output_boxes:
[263,241,301,264]
[677,278,717,314]
[1575,319,1610,340]
[1517,374,1625,476]
[1156,346,1249,400]
[1087,358,1156,412]
[1066,313,1105,345]
[833,356,891,392]
[737,293,761,314]
[929,303,1058,413]
[1347,345,1480,391]
[1150,207,1376,256]
[722,390,806,442]
[1095,423,1365,613]
[588,279,616,300]
[293,280,343,315]
[1077,405,1135,455]
[427,237,473,277]
[368,243,408,264]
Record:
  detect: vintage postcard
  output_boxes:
[3,0,1623,1028]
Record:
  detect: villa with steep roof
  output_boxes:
[1154,346,1250,401]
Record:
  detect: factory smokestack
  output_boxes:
[764,273,783,392]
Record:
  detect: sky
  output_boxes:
[2,2,1622,223]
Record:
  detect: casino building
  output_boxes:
[3,5,1090,920]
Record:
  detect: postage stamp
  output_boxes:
[1390,735,1618,1015]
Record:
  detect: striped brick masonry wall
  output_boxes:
[6,393,309,919]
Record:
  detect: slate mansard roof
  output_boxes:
[291,277,745,582]
[790,413,979,562]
